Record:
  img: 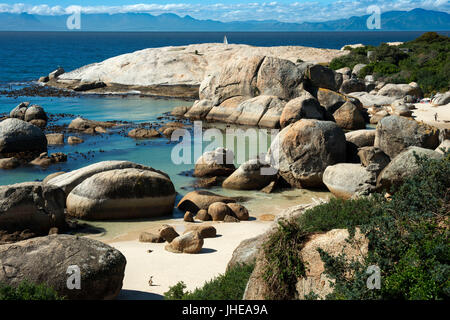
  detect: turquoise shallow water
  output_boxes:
[0,93,331,231]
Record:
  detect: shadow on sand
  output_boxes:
[116,289,164,300]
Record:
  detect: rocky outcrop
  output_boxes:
[0,234,126,300]
[333,101,366,130]
[323,163,376,199]
[66,168,175,220]
[222,158,275,190]
[295,228,368,299]
[227,233,268,271]
[128,128,161,139]
[0,182,66,235]
[57,43,345,97]
[165,231,204,254]
[194,147,235,177]
[177,190,235,213]
[377,146,443,191]
[0,118,47,156]
[374,115,440,159]
[244,228,368,300]
[352,64,367,77]
[267,119,347,188]
[47,160,163,195]
[279,91,326,128]
[345,129,375,148]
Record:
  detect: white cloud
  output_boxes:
[0,1,448,22]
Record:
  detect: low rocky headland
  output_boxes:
[1,35,449,300]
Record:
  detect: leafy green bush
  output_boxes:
[260,152,449,300]
[0,281,63,300]
[164,264,254,300]
[329,32,450,95]
[322,153,450,300]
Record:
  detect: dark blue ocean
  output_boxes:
[1,31,449,83]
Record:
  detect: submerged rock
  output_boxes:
[128,128,161,139]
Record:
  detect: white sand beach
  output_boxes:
[111,219,272,300]
[412,102,450,129]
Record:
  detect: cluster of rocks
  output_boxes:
[172,55,425,131]
[68,117,116,135]
[0,103,76,169]
[38,67,65,83]
[140,224,217,254]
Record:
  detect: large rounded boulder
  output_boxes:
[280,91,326,128]
[0,182,66,234]
[222,158,275,190]
[323,163,376,199]
[24,105,47,122]
[0,118,47,155]
[0,234,126,300]
[47,160,161,195]
[268,119,347,188]
[374,116,440,159]
[377,146,443,191]
[333,101,366,130]
[66,168,176,220]
[193,147,235,177]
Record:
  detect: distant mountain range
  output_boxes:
[0,8,449,32]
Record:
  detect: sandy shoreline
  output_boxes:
[412,102,450,129]
[110,219,272,300]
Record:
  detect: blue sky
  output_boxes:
[1,1,449,22]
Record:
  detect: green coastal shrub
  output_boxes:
[0,280,63,300]
[164,263,254,300]
[329,32,450,95]
[260,152,449,300]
